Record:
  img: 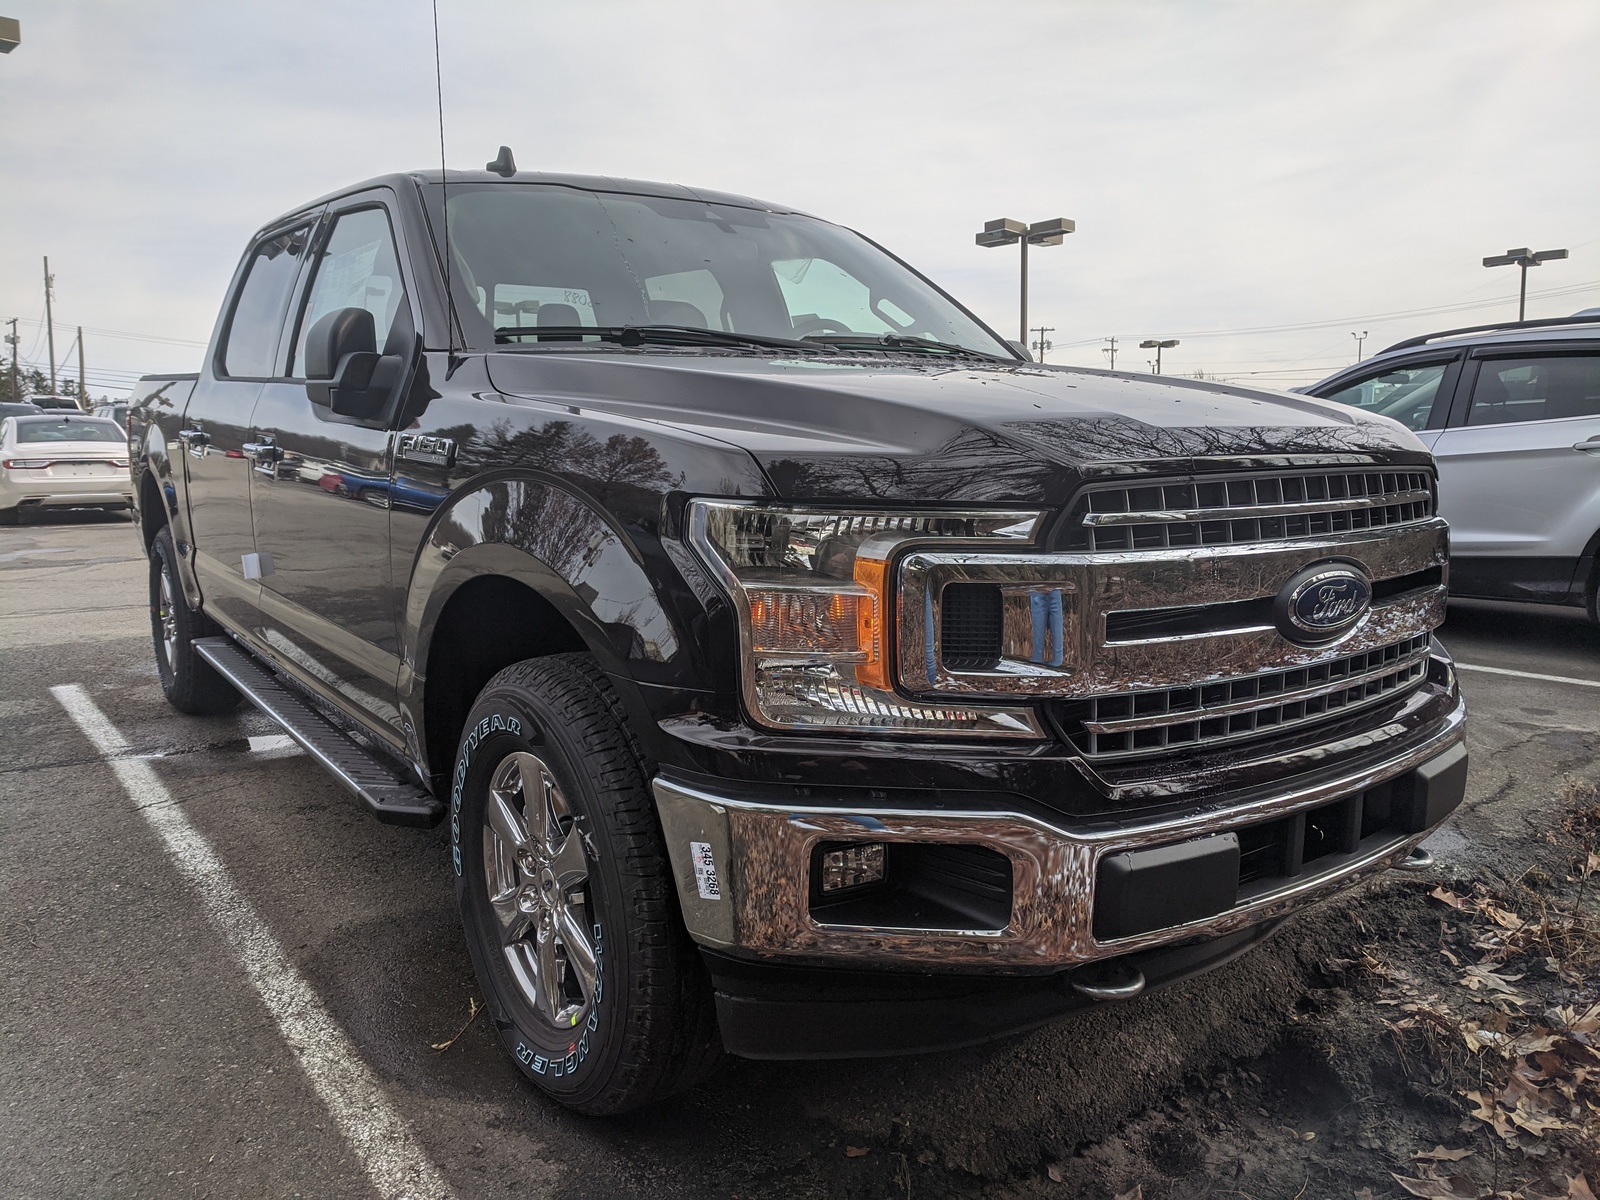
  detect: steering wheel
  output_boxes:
[790,316,855,339]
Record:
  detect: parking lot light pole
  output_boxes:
[1352,330,1368,361]
[976,216,1075,349]
[1482,247,1568,322]
[1139,338,1178,374]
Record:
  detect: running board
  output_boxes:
[193,636,444,828]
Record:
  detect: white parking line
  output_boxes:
[248,733,306,759]
[51,684,457,1200]
[1455,662,1600,689]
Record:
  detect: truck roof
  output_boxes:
[263,169,806,236]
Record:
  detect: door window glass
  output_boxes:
[222,226,313,378]
[1466,355,1600,426]
[291,208,410,377]
[1319,361,1447,431]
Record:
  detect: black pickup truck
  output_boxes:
[127,156,1467,1114]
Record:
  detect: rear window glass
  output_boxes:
[14,418,124,443]
[1466,355,1600,426]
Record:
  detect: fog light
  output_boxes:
[820,843,886,893]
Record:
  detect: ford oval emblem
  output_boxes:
[1273,563,1372,644]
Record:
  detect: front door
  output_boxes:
[248,200,414,742]
[182,222,314,632]
[1432,349,1600,597]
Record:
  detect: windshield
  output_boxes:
[435,184,1011,357]
[14,417,124,443]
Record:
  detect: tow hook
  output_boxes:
[1391,846,1435,872]
[1069,962,1147,1001]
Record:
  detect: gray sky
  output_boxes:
[3,0,1596,397]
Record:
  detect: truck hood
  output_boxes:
[485,352,1428,507]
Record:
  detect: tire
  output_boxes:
[452,653,720,1114]
[0,507,18,526]
[149,525,240,715]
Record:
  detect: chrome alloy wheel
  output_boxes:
[482,751,597,1030]
[157,571,179,669]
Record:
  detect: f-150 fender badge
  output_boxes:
[397,433,457,467]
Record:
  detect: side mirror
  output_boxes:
[304,307,397,417]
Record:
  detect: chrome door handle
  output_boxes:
[1573,438,1600,454]
[177,428,210,457]
[242,439,282,462]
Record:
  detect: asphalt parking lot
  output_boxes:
[3,512,1597,1199]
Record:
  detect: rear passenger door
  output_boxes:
[246,195,414,742]
[182,221,314,633]
[1431,346,1600,591]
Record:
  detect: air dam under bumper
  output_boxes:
[652,718,1466,975]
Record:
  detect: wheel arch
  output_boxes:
[403,475,690,788]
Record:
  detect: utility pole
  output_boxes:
[1140,338,1178,374]
[1030,325,1054,363]
[43,255,56,395]
[4,318,18,401]
[1102,336,1118,370]
[77,326,87,410]
[1482,246,1568,321]
[1352,330,1368,361]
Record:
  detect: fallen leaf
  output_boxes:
[1460,964,1524,995]
[1046,1163,1063,1182]
[1413,1146,1474,1162]
[1355,1190,1376,1200]
[1391,1174,1478,1200]
[1568,1174,1597,1200]
[1113,1188,1143,1200]
[1430,886,1467,909]
[845,1146,869,1158]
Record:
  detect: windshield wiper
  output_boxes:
[495,324,818,352]
[800,332,1009,360]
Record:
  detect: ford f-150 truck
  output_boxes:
[127,156,1467,1115]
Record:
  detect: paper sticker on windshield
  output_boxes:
[690,841,721,901]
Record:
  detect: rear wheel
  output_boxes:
[149,526,239,715]
[452,653,720,1114]
[0,506,20,526]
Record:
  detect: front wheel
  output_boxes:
[452,654,719,1114]
[149,526,239,715]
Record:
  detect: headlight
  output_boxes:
[688,499,1046,737]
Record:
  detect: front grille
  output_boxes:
[1073,469,1434,552]
[1060,634,1431,760]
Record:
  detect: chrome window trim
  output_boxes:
[897,519,1449,699]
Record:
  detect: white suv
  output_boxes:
[1308,314,1600,625]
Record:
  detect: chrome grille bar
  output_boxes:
[1076,469,1435,552]
[1068,634,1432,760]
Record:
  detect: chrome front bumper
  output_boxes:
[653,698,1465,970]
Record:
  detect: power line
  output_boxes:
[13,316,207,348]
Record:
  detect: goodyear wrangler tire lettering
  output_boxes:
[450,653,720,1114]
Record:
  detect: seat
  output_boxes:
[646,299,710,328]
[536,302,583,342]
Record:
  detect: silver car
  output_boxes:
[1308,314,1600,625]
[0,413,133,524]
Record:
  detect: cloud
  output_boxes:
[1,0,1595,393]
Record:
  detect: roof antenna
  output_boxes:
[487,146,517,177]
[430,0,459,359]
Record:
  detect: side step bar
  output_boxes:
[193,636,444,828]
